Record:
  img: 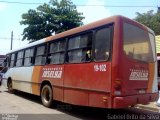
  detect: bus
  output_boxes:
[2,15,158,108]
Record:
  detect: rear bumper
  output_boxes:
[113,93,159,108]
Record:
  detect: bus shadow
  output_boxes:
[6,90,42,105]
[5,90,133,120]
[56,104,110,120]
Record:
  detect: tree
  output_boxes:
[20,0,84,42]
[134,10,160,35]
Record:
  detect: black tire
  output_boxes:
[41,85,53,108]
[8,80,14,94]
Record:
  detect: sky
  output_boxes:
[0,0,159,54]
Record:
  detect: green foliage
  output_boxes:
[20,0,84,42]
[134,10,160,35]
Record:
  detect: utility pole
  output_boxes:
[10,31,13,50]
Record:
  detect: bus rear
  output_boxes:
[112,17,159,108]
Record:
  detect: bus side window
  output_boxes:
[7,55,11,68]
[6,55,10,68]
[2,58,7,68]
[67,32,92,63]
[24,48,35,66]
[94,27,111,61]
[35,45,46,65]
[48,40,66,64]
[10,53,16,67]
[16,51,24,67]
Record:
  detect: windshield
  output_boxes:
[123,22,155,62]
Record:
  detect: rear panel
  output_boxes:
[121,19,157,95]
[112,17,158,108]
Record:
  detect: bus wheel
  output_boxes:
[41,85,53,108]
[8,80,14,93]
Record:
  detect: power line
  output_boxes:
[77,5,157,8]
[0,37,20,40]
[0,0,158,8]
[0,0,42,4]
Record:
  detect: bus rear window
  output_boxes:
[123,23,155,62]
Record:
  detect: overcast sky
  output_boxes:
[0,0,159,54]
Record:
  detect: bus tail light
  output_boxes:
[114,80,121,90]
[114,80,122,95]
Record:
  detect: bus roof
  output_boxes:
[45,15,122,42]
[7,38,45,54]
[7,15,121,54]
[45,15,154,42]
[7,15,153,54]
